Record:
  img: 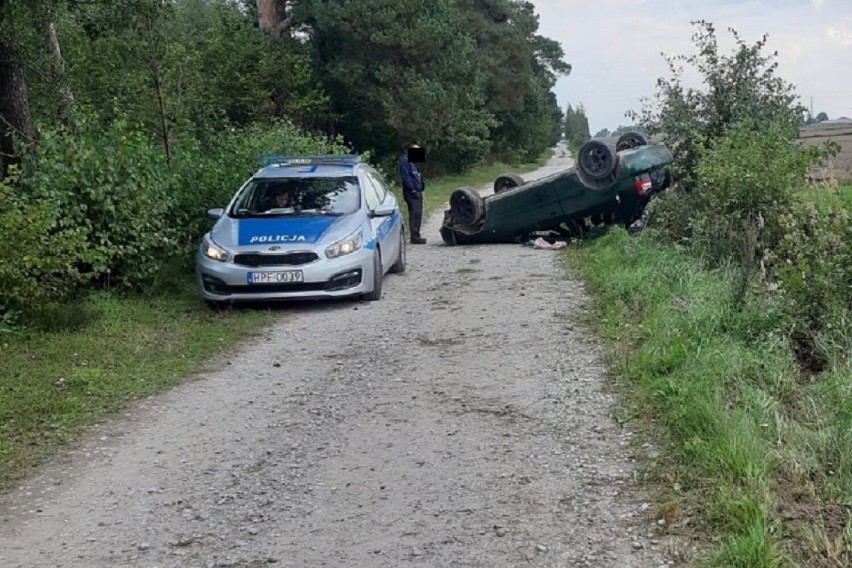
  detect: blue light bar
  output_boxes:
[259,154,362,167]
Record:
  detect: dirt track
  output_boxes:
[0,145,678,567]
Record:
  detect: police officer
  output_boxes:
[399,142,427,244]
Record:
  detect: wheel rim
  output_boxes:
[618,136,642,151]
[582,146,612,176]
[453,195,476,223]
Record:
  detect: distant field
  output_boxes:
[644,128,852,183]
[798,123,852,182]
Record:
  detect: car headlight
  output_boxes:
[325,230,363,259]
[202,235,229,262]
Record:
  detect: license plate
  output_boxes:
[247,271,304,284]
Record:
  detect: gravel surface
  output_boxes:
[0,145,679,567]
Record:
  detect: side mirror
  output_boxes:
[207,207,224,220]
[370,202,395,217]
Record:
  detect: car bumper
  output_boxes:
[196,246,376,302]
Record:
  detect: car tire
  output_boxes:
[493,173,525,194]
[363,248,383,301]
[449,186,485,226]
[615,130,650,152]
[389,226,406,274]
[577,138,618,181]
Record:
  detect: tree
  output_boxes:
[563,102,590,153]
[593,128,610,138]
[472,0,570,162]
[627,20,806,191]
[816,111,829,122]
[294,0,498,173]
[256,0,290,35]
[0,0,35,179]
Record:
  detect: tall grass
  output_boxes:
[564,228,852,567]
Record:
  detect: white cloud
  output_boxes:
[826,26,852,48]
[530,0,852,132]
[781,40,803,66]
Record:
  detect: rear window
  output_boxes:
[229,177,361,218]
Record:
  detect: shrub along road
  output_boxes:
[0,146,679,567]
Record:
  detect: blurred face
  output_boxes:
[274,193,290,207]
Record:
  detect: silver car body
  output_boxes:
[196,155,405,302]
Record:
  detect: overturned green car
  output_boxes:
[439,132,674,245]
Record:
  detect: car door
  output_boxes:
[366,170,400,268]
[361,172,391,267]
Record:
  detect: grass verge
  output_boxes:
[0,149,556,494]
[0,282,276,493]
[563,227,852,568]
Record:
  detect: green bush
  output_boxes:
[0,167,91,323]
[649,124,845,365]
[21,117,177,290]
[686,125,830,268]
[770,202,852,364]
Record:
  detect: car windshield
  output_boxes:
[229,176,361,218]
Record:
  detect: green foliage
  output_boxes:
[295,0,495,173]
[649,123,844,365]
[21,116,175,289]
[692,126,820,224]
[770,202,852,362]
[681,126,831,264]
[491,76,563,163]
[629,18,844,366]
[0,166,90,323]
[563,103,591,154]
[589,17,852,565]
[628,20,806,193]
[294,0,569,174]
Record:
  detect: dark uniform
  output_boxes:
[399,149,427,244]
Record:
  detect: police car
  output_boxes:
[196,154,406,305]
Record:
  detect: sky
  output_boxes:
[530,0,852,134]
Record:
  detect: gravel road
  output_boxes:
[0,145,678,567]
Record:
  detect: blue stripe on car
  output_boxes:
[237,217,338,245]
[376,209,400,241]
[365,210,400,251]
